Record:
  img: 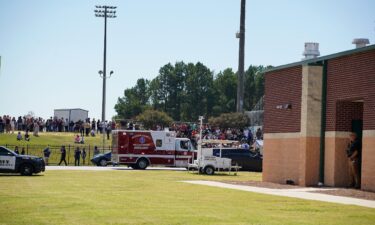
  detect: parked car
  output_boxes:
[91,152,112,167]
[0,146,45,175]
[213,148,262,172]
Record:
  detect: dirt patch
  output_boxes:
[311,189,375,201]
[223,180,301,189]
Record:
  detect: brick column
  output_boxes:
[362,130,375,191]
[299,65,323,186]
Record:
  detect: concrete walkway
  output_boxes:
[183,180,375,209]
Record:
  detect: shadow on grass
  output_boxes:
[0,173,45,177]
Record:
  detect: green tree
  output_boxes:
[151,62,186,120]
[114,78,150,119]
[136,109,173,130]
[212,68,237,115]
[182,62,213,121]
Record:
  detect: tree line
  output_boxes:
[114,61,270,122]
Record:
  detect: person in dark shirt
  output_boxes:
[81,148,87,165]
[74,147,81,166]
[58,145,67,166]
[43,146,51,166]
[346,132,362,189]
[14,146,20,154]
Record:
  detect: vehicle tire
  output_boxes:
[20,164,33,176]
[204,166,215,175]
[99,159,107,167]
[136,158,148,170]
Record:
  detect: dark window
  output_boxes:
[0,147,14,156]
[156,139,162,147]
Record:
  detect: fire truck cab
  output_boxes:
[112,130,195,169]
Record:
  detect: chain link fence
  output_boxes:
[3,144,112,166]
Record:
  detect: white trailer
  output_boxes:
[54,108,88,122]
[188,117,240,175]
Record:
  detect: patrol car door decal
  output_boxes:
[0,156,16,170]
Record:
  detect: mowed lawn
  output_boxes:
[0,132,110,147]
[0,170,374,225]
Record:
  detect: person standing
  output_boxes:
[81,148,87,165]
[43,145,51,165]
[94,146,100,156]
[346,132,362,189]
[58,145,68,166]
[106,122,112,140]
[91,119,96,133]
[10,117,15,134]
[14,146,20,154]
[21,147,25,155]
[74,147,81,166]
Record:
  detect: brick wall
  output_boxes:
[264,66,302,133]
[335,101,363,131]
[326,49,375,131]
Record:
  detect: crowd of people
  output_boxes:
[169,122,263,148]
[0,115,116,141]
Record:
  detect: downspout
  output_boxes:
[318,60,328,185]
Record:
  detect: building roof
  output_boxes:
[54,108,89,112]
[264,44,375,73]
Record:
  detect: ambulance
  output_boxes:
[111,130,196,169]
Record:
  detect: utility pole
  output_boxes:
[236,0,246,112]
[95,5,116,150]
[94,5,116,124]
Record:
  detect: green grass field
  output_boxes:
[0,170,374,225]
[0,132,112,165]
[0,131,110,147]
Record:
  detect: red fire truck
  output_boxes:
[111,130,196,169]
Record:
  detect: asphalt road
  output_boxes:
[46,166,187,171]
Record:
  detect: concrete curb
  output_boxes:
[183,180,375,209]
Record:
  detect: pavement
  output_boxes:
[183,180,375,209]
[46,166,187,171]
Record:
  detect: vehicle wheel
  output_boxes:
[99,159,107,167]
[136,158,148,170]
[204,166,215,175]
[20,164,33,176]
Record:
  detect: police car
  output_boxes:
[0,146,45,176]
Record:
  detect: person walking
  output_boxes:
[81,148,87,165]
[58,145,68,166]
[74,147,81,166]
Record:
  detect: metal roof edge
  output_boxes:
[263,44,375,73]
[54,108,89,112]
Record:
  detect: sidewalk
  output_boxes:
[183,180,375,209]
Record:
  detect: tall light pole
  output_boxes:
[95,5,116,150]
[236,0,246,112]
[94,5,116,124]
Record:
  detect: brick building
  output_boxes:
[263,44,375,191]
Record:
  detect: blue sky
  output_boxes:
[0,0,374,120]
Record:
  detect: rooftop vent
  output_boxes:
[352,38,370,48]
[302,42,320,60]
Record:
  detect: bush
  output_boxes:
[136,110,173,130]
[208,112,249,129]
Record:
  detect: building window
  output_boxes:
[156,139,162,147]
